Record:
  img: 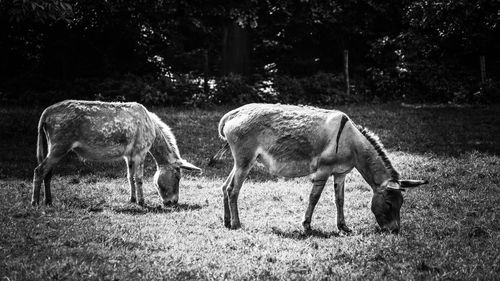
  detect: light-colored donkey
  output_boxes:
[32,100,201,206]
[213,103,428,234]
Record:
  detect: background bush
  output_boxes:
[2,71,497,107]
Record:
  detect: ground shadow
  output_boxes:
[110,202,204,215]
[56,196,204,214]
[270,227,340,240]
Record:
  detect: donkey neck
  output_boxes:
[149,125,181,166]
[352,130,398,188]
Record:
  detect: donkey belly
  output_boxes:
[258,150,313,178]
[71,142,131,161]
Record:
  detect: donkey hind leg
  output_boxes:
[133,157,146,206]
[302,173,329,234]
[221,167,236,228]
[125,158,136,203]
[43,170,53,205]
[227,161,255,230]
[333,173,352,233]
[32,150,65,206]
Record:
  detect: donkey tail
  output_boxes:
[218,109,237,141]
[209,110,236,166]
[207,142,230,167]
[36,117,47,164]
[217,116,227,141]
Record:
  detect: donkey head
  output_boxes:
[154,159,201,206]
[371,179,428,233]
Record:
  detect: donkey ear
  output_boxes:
[176,159,202,172]
[399,179,429,188]
[382,180,405,191]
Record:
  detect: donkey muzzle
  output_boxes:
[382,221,400,234]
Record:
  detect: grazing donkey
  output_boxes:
[213,103,428,234]
[32,100,201,207]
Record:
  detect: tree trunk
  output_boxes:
[344,49,350,95]
[204,49,209,96]
[221,22,250,76]
[480,55,486,83]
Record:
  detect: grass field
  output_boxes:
[0,103,499,280]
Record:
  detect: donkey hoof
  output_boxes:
[44,200,52,206]
[302,221,312,234]
[31,200,39,207]
[138,200,145,207]
[338,224,352,233]
[230,222,241,230]
[163,201,178,207]
[130,197,137,204]
[303,227,313,235]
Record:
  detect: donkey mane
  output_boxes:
[148,112,181,159]
[356,125,400,181]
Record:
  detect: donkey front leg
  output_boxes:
[302,176,328,234]
[125,158,136,203]
[333,173,352,233]
[133,159,146,206]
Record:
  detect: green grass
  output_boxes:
[0,103,499,280]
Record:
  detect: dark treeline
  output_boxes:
[1,0,499,106]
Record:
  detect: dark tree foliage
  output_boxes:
[0,0,499,104]
[252,0,405,76]
[0,1,73,86]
